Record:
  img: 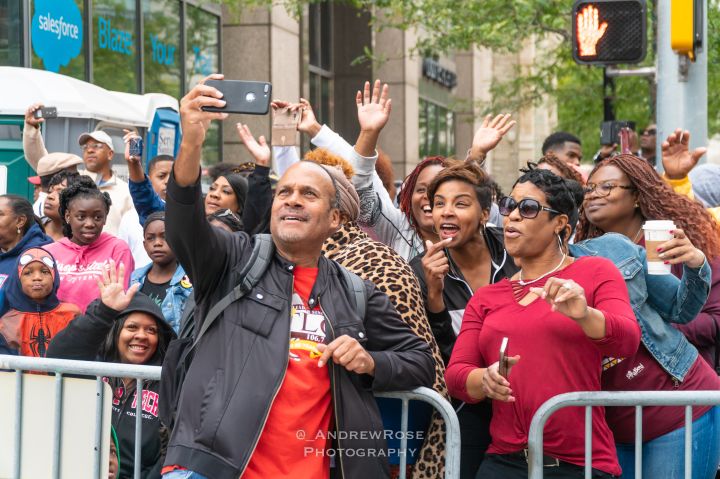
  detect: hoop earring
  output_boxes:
[557,233,564,254]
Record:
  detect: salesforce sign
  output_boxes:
[31,0,83,73]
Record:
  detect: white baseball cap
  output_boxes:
[78,130,115,151]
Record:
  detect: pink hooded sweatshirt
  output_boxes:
[45,233,134,312]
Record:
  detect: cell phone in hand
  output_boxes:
[129,137,143,158]
[202,80,272,115]
[34,106,58,120]
[498,337,509,379]
[272,107,301,146]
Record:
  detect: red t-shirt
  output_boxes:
[162,266,333,478]
[603,344,720,443]
[446,257,640,477]
[243,265,333,478]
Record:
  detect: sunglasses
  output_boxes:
[642,128,656,136]
[498,196,561,219]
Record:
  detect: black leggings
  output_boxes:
[476,453,617,479]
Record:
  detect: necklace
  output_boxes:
[632,227,643,244]
[517,253,567,286]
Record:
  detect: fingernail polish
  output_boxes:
[657,247,663,252]
[664,261,669,264]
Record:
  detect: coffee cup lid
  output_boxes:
[642,220,676,230]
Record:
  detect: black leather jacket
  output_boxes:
[164,173,434,479]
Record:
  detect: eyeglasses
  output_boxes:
[583,182,635,198]
[81,142,106,151]
[642,128,656,136]
[498,196,561,219]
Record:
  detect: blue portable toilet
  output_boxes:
[147,107,181,171]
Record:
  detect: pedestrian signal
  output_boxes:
[671,0,703,60]
[572,0,647,65]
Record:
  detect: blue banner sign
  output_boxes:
[31,0,83,72]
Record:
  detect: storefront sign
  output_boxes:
[31,0,83,72]
[98,16,133,55]
[150,34,175,66]
[422,58,457,89]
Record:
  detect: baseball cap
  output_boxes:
[78,130,115,151]
[35,152,84,177]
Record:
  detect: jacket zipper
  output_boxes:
[237,277,293,477]
[320,298,346,479]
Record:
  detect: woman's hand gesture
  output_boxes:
[97,260,139,312]
[531,278,589,321]
[236,123,271,167]
[656,228,706,269]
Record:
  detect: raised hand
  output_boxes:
[122,129,141,165]
[530,277,589,321]
[657,228,706,269]
[577,4,608,57]
[179,73,228,148]
[469,114,516,159]
[236,123,271,167]
[295,98,322,137]
[25,103,44,128]
[97,260,140,312]
[356,80,392,133]
[661,129,706,180]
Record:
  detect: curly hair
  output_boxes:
[304,148,355,180]
[537,154,584,184]
[398,156,449,238]
[576,154,720,259]
[427,159,492,211]
[513,167,584,242]
[48,170,81,190]
[58,176,112,239]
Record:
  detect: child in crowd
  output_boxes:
[46,177,133,312]
[42,170,81,241]
[131,212,191,333]
[0,247,79,356]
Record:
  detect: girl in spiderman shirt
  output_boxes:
[0,246,80,356]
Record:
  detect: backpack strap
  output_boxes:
[338,266,367,321]
[192,234,275,347]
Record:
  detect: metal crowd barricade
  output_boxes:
[527,390,720,479]
[1,355,460,479]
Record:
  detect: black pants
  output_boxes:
[476,453,617,479]
[457,401,493,479]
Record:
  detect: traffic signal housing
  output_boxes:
[572,0,647,65]
[671,0,703,60]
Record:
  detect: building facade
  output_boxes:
[1,0,556,187]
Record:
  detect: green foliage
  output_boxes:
[219,0,719,156]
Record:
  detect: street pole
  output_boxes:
[655,0,708,172]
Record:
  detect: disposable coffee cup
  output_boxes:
[643,220,676,275]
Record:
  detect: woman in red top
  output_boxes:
[446,168,640,478]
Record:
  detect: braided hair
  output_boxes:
[576,154,720,260]
[536,154,584,184]
[58,176,112,239]
[514,166,584,243]
[398,156,449,239]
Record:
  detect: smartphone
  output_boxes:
[272,107,301,146]
[129,137,143,158]
[498,337,509,379]
[34,106,58,120]
[202,80,272,115]
[600,120,635,146]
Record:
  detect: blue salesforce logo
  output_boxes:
[31,0,83,72]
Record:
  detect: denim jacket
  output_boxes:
[569,233,711,381]
[131,263,192,333]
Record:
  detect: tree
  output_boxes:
[225,0,719,159]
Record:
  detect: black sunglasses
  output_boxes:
[498,196,561,219]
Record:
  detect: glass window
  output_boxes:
[143,0,181,97]
[0,0,23,66]
[93,0,138,92]
[185,4,219,91]
[30,0,86,79]
[419,98,455,158]
[308,1,333,126]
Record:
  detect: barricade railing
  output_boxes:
[527,390,720,479]
[0,354,460,479]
